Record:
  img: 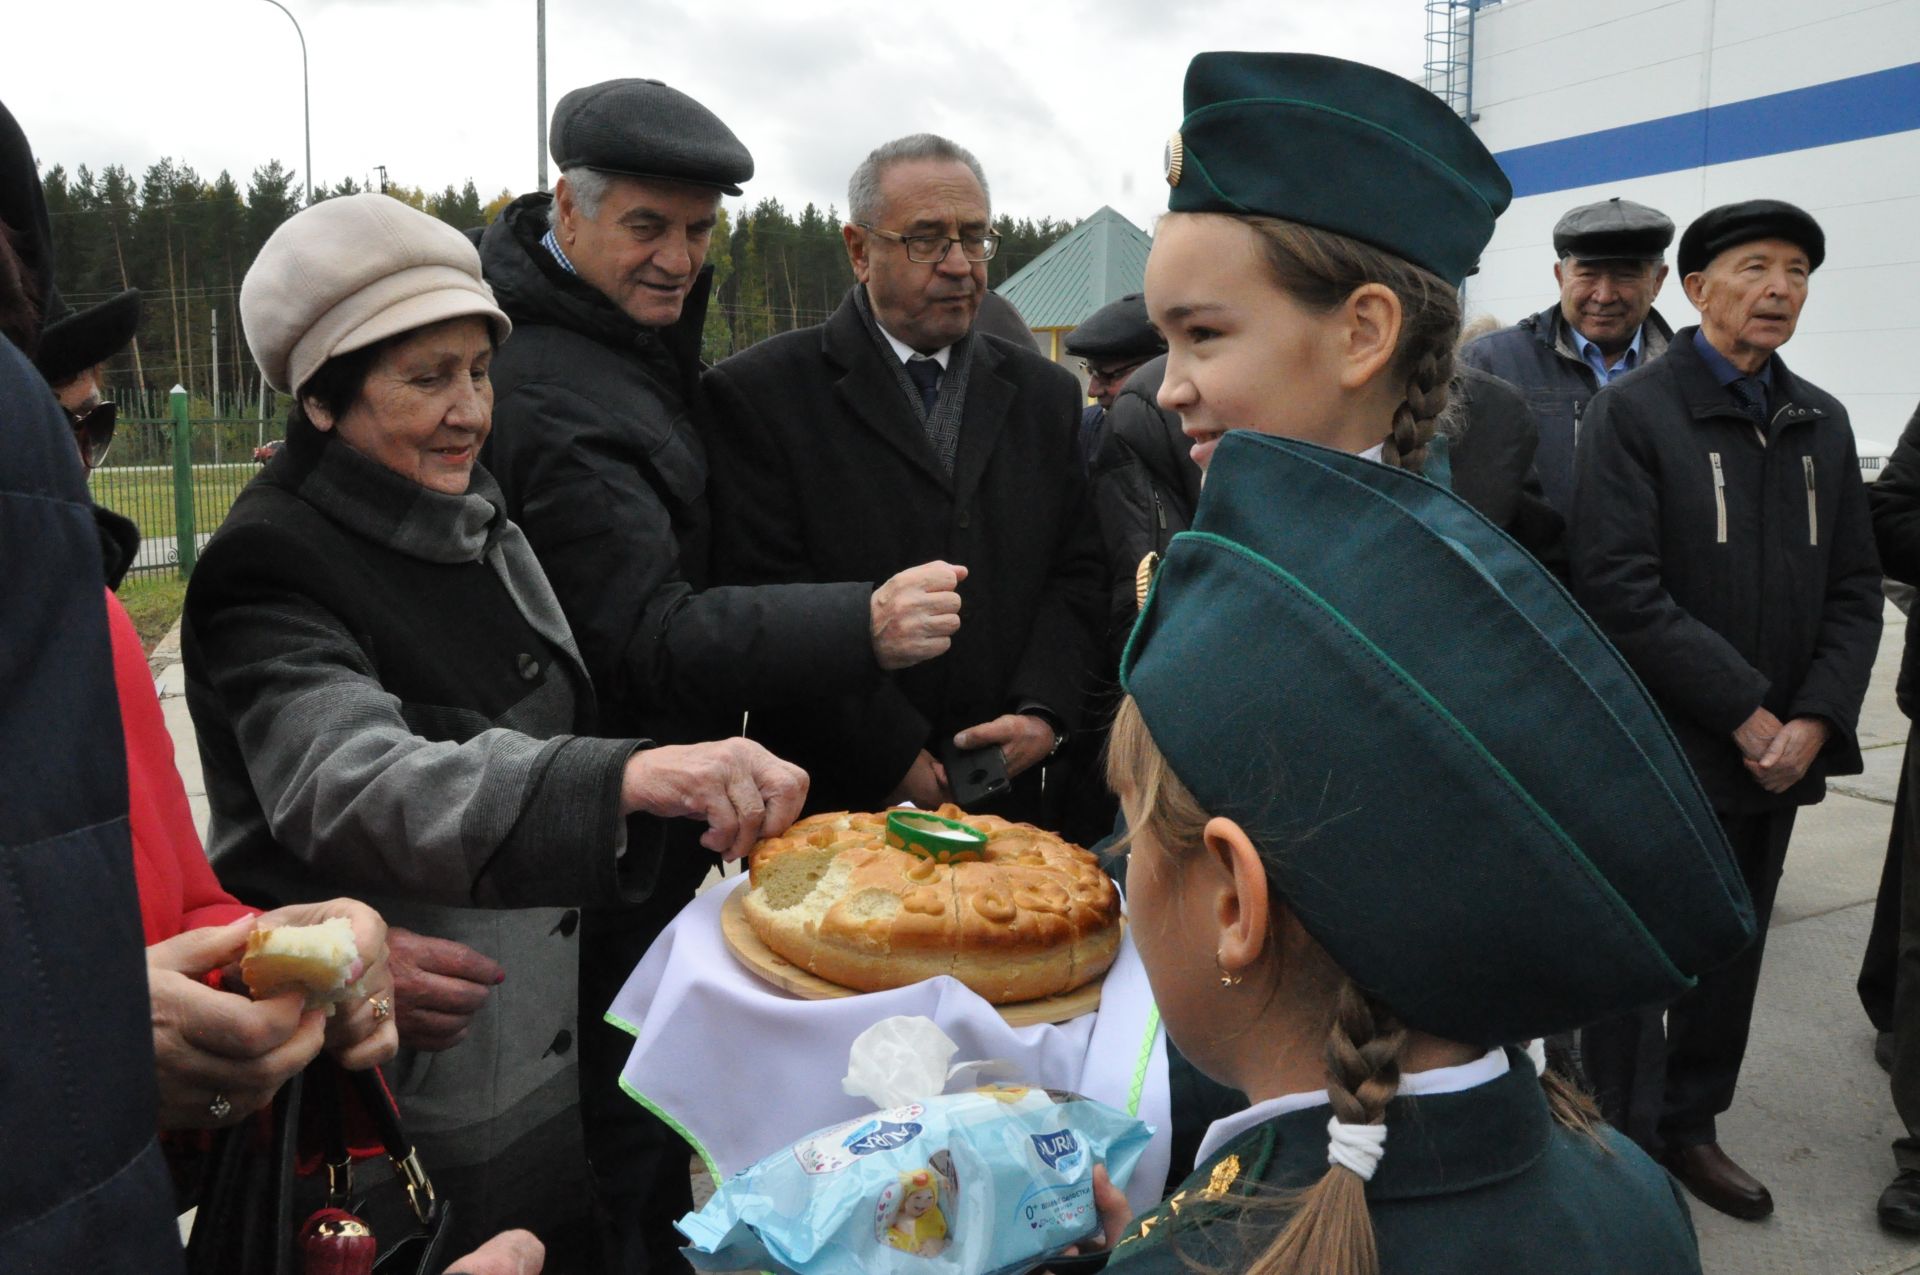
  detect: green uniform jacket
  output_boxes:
[1106,1050,1700,1274]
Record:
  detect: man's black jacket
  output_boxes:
[479,194,876,738]
[1446,363,1568,574]
[1569,326,1881,813]
[1463,303,1676,516]
[703,288,1105,814]
[1870,400,1920,718]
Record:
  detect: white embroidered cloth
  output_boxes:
[607,874,1173,1215]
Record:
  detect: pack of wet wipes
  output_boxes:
[678,1017,1153,1275]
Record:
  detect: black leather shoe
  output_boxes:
[1878,1030,1897,1074]
[1662,1142,1774,1220]
[1880,1171,1920,1234]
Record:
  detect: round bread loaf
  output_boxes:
[741,806,1121,1004]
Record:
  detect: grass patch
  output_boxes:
[89,463,253,539]
[118,574,188,654]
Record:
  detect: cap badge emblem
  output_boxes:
[1164,132,1184,187]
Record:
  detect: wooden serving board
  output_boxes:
[720,888,1105,1027]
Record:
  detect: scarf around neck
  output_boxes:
[852,284,975,477]
[296,436,585,665]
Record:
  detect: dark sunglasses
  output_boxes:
[67,399,117,470]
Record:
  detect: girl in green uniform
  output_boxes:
[1055,51,1755,1275]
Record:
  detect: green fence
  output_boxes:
[88,402,280,580]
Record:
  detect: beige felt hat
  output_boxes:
[240,193,511,395]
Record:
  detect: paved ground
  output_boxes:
[155,605,1920,1272]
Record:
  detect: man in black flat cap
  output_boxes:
[1570,198,1882,1221]
[479,81,969,1273]
[1463,196,1677,515]
[1064,292,1164,475]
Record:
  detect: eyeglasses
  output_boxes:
[67,399,116,470]
[858,224,1000,264]
[1081,359,1144,384]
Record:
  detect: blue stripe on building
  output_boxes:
[1493,61,1920,199]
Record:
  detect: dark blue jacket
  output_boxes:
[1569,327,1881,813]
[0,334,182,1271]
[1461,303,1676,516]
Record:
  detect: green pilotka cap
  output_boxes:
[1120,432,1754,1046]
[1164,52,1513,283]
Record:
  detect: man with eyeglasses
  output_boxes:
[1064,291,1164,476]
[1462,196,1677,515]
[33,287,139,575]
[37,287,135,470]
[705,132,1103,825]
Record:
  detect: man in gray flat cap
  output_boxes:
[1462,196,1677,514]
[479,81,964,1273]
[1570,198,1880,1223]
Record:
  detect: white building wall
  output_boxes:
[1463,0,1920,445]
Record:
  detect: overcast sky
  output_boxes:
[9,0,1425,231]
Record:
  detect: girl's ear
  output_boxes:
[1336,282,1404,391]
[1203,816,1271,978]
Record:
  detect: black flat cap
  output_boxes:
[1678,199,1825,277]
[550,78,753,196]
[1553,197,1673,261]
[1064,293,1164,361]
[35,288,140,386]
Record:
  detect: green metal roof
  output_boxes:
[996,206,1151,330]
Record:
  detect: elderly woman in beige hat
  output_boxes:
[183,193,808,1262]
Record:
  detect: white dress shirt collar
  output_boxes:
[877,321,951,370]
[1190,1046,1510,1170]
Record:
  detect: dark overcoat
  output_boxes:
[1569,327,1882,813]
[1462,302,1676,515]
[703,288,1105,815]
[1871,400,1920,717]
[0,335,182,1270]
[479,194,876,740]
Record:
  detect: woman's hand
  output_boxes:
[620,739,810,861]
[253,897,398,1070]
[387,927,503,1052]
[148,917,326,1129]
[1042,1165,1133,1269]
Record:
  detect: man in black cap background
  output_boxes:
[1462,196,1677,515]
[479,81,967,1272]
[704,133,1103,825]
[1569,198,1882,1221]
[1063,291,1163,475]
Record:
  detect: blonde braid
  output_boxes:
[1245,979,1407,1275]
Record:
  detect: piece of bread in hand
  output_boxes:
[241,918,361,1011]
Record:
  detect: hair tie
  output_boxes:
[1526,1039,1548,1076]
[1326,1115,1387,1181]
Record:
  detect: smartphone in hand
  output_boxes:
[937,738,1011,808]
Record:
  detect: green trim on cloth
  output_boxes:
[617,1075,722,1184]
[604,1008,639,1038]
[1130,1006,1162,1118]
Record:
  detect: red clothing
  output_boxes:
[106,589,254,944]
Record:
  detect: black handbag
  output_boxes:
[184,1057,452,1275]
